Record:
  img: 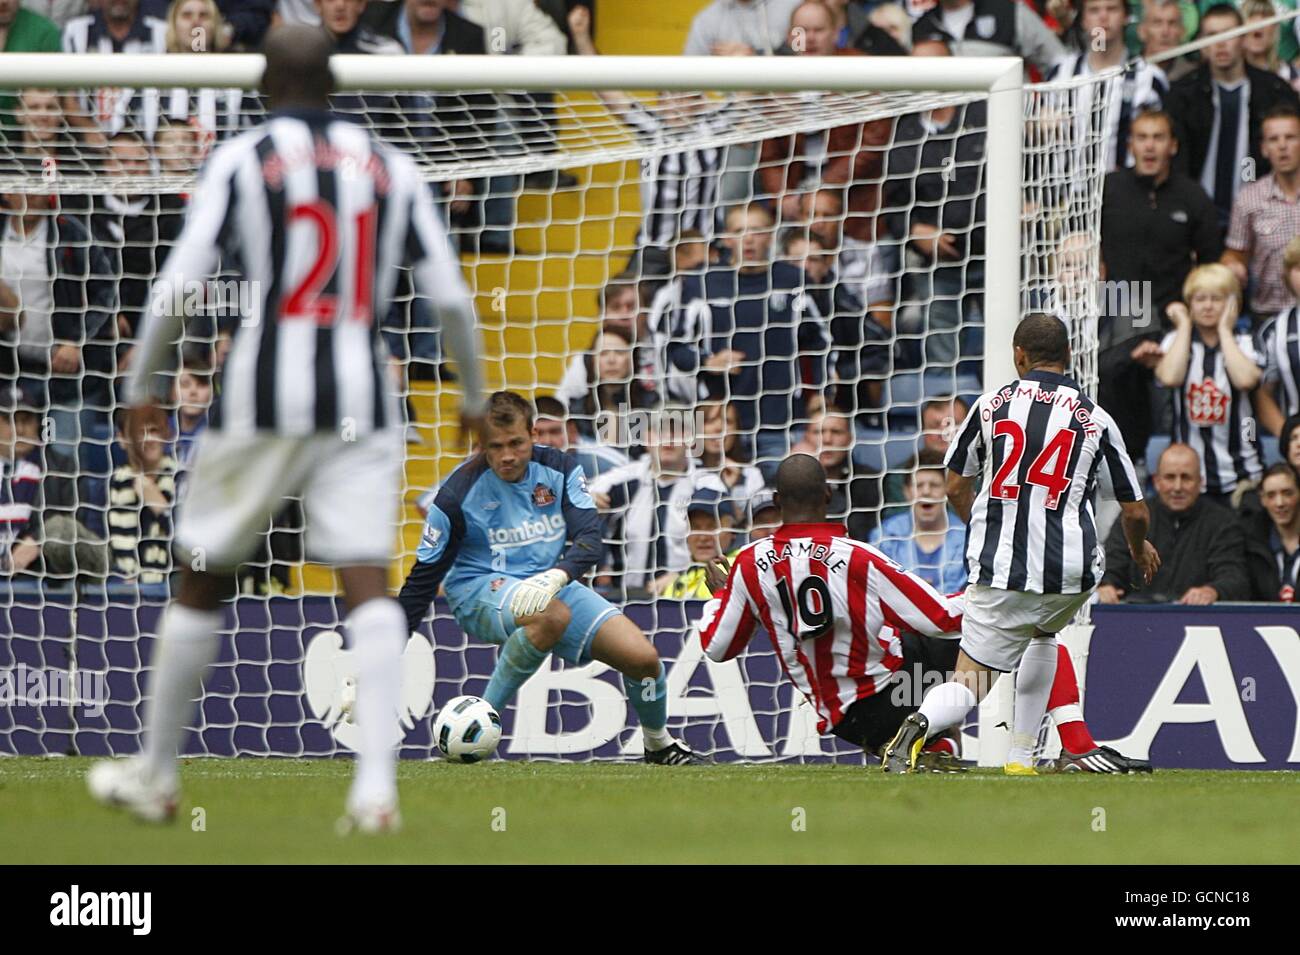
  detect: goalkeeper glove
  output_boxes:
[509,568,569,619]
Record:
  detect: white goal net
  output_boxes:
[0,54,1115,764]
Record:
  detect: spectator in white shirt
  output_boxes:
[684,0,803,56]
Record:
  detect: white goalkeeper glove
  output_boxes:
[509,568,569,619]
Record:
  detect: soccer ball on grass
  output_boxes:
[432,696,502,763]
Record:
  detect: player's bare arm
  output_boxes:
[946,471,975,525]
[1119,498,1160,586]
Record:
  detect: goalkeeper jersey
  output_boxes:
[399,445,603,629]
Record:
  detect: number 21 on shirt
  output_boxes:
[280,200,378,326]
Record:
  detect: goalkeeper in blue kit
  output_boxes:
[399,392,699,764]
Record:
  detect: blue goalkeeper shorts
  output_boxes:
[450,575,620,665]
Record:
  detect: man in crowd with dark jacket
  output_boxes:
[1099,442,1249,603]
[363,0,517,253]
[1099,108,1223,458]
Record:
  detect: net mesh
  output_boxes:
[0,69,1115,762]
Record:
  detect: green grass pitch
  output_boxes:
[3,757,1297,864]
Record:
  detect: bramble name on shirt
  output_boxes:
[753,540,849,575]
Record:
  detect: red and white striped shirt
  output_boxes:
[698,522,963,733]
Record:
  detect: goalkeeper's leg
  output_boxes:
[589,614,700,765]
[481,597,571,712]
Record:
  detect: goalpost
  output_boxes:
[0,53,1115,766]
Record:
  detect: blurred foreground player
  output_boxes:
[399,391,699,765]
[88,25,487,832]
[883,315,1158,774]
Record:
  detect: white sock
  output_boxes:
[1007,637,1058,766]
[643,726,673,751]
[917,680,978,738]
[346,598,405,807]
[141,604,222,786]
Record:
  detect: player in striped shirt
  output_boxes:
[88,26,487,832]
[699,452,1151,772]
[569,5,729,277]
[883,314,1160,774]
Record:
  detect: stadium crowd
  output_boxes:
[2,0,1300,607]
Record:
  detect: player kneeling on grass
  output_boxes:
[695,455,1152,772]
[399,391,699,765]
[696,454,971,767]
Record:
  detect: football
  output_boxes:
[432,696,502,763]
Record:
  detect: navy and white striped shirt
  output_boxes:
[1161,327,1265,495]
[61,11,167,53]
[1258,305,1300,418]
[622,101,731,248]
[62,12,168,136]
[945,369,1142,595]
[125,108,485,435]
[1046,54,1167,172]
[143,88,259,150]
[0,453,41,559]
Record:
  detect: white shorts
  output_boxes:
[959,584,1091,672]
[173,427,403,572]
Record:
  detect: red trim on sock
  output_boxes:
[923,737,958,757]
[1047,643,1078,711]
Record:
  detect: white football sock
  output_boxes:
[917,680,978,738]
[1007,637,1059,766]
[643,726,673,751]
[141,604,222,786]
[346,598,405,807]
